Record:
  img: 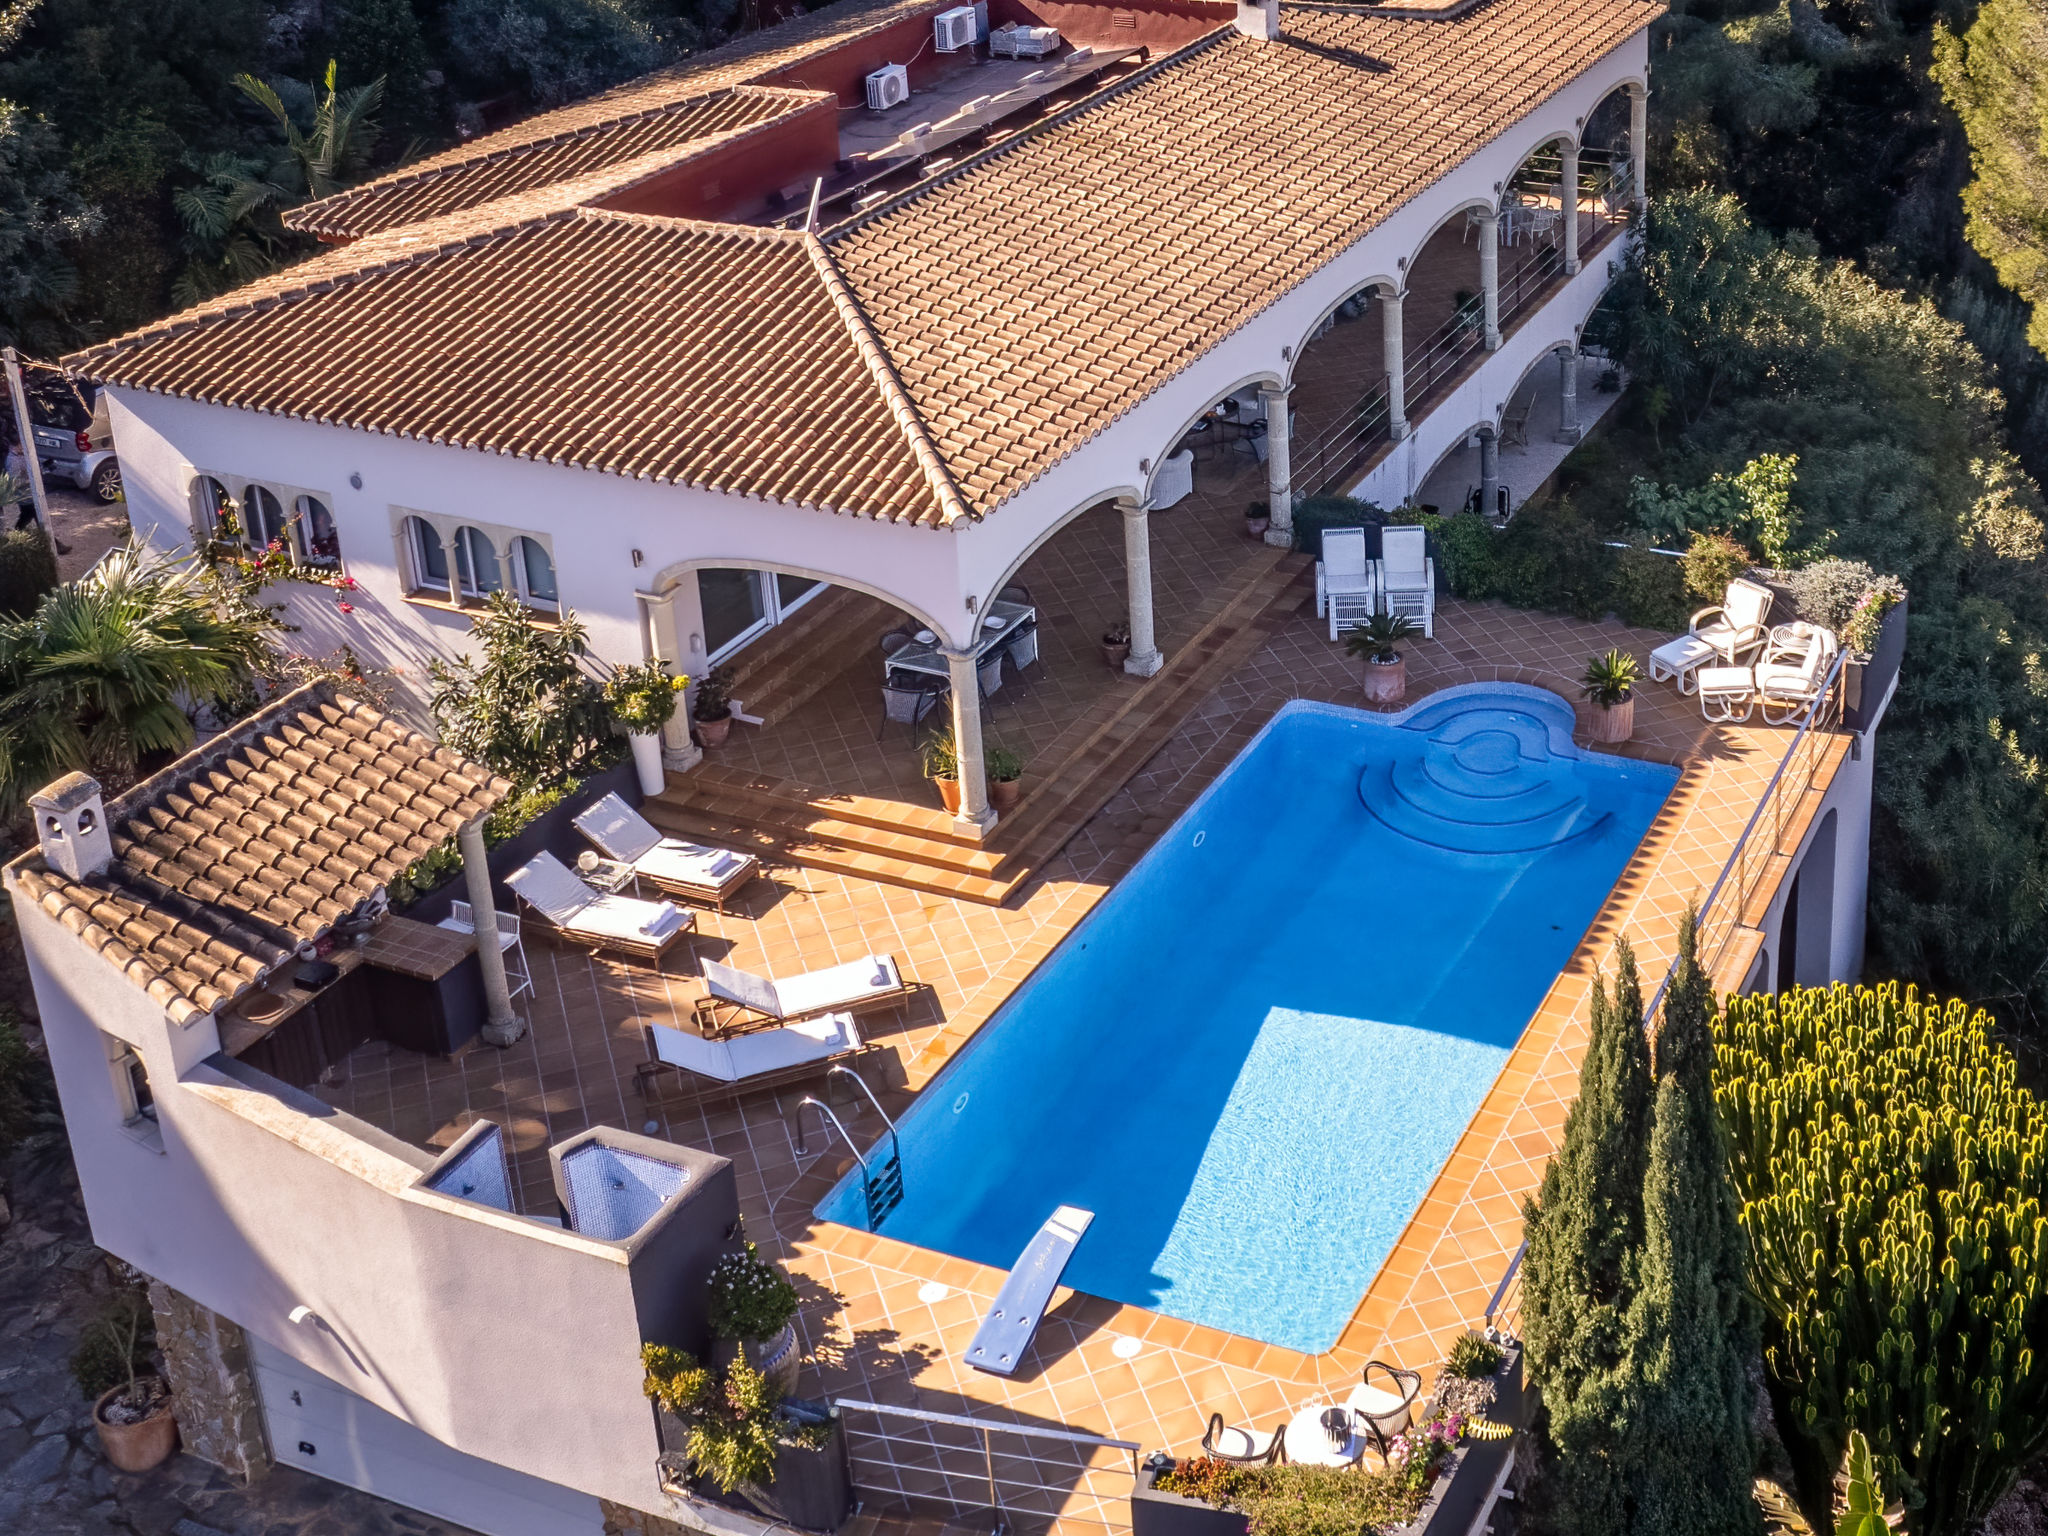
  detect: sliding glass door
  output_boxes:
[698,569,827,663]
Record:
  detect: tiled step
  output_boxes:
[726,586,897,729]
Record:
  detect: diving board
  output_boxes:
[965,1205,1094,1376]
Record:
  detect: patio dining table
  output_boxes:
[884,600,1036,686]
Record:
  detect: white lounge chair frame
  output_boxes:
[1755,623,1839,725]
[573,792,758,912]
[636,1013,868,1098]
[1377,525,1436,638]
[440,899,533,1002]
[1318,527,1377,640]
[692,954,917,1039]
[1689,577,1773,663]
[504,850,694,962]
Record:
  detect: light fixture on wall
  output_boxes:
[348,473,362,490]
[1139,458,1151,475]
[965,594,979,614]
[631,549,645,567]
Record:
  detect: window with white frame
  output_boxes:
[697,568,824,663]
[190,473,346,572]
[106,1034,157,1132]
[399,511,561,613]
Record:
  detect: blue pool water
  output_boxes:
[818,687,1677,1353]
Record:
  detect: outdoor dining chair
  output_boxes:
[879,676,945,744]
[1201,1412,1287,1467]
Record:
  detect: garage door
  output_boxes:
[251,1336,605,1536]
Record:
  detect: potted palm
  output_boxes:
[921,726,962,814]
[691,664,737,749]
[1346,612,1419,705]
[605,658,688,796]
[1580,649,1638,743]
[74,1293,178,1473]
[1101,621,1131,670]
[707,1243,803,1396]
[986,744,1024,814]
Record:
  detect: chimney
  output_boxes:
[1235,0,1279,39]
[30,772,113,880]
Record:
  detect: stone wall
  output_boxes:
[145,1281,271,1485]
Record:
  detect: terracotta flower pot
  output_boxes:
[711,1323,802,1398]
[1101,641,1131,670]
[695,712,734,749]
[1587,695,1635,744]
[1361,654,1407,705]
[1245,516,1271,539]
[93,1380,177,1473]
[932,775,962,814]
[989,776,1022,814]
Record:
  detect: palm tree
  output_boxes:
[171,151,291,306]
[0,542,281,810]
[234,60,387,202]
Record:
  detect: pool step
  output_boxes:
[648,548,1313,905]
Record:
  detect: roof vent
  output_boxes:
[1235,0,1279,40]
[30,773,111,881]
[865,63,910,112]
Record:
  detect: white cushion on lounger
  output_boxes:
[704,960,784,1017]
[636,841,754,890]
[774,954,900,1015]
[562,895,691,944]
[575,793,663,863]
[505,851,596,924]
[650,1013,860,1083]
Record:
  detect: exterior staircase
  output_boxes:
[725,585,897,729]
[643,549,1312,904]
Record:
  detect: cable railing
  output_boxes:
[1481,651,1852,1343]
[1291,377,1393,497]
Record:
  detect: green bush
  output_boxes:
[69,1291,155,1400]
[1716,983,2048,1536]
[428,592,614,789]
[1289,495,1385,557]
[706,1244,799,1341]
[1423,511,1499,598]
[1156,1458,1426,1535]
[1680,530,1752,603]
[0,530,58,618]
[1609,546,1689,630]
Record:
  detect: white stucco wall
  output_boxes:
[10,888,676,1516]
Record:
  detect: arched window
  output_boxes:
[192,476,232,538]
[453,526,500,597]
[296,495,341,568]
[244,486,288,551]
[408,517,450,590]
[510,536,557,608]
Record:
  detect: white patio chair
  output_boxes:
[1689,578,1773,664]
[1755,623,1839,725]
[693,953,916,1038]
[1318,526,1376,640]
[504,851,693,962]
[1697,665,1757,724]
[1378,524,1436,638]
[1151,448,1195,508]
[637,1012,867,1097]
[440,899,533,1002]
[573,792,760,912]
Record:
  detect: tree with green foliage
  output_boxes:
[1628,910,1760,1536]
[1715,982,2048,1536]
[428,590,611,789]
[1935,0,2048,355]
[445,0,675,110]
[1519,939,1653,1536]
[0,540,279,809]
[234,60,386,203]
[0,0,91,349]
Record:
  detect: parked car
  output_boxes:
[6,374,121,502]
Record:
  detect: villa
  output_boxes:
[14,2,1900,1535]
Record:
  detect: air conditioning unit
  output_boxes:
[934,5,978,51]
[865,63,909,112]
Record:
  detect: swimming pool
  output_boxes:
[818,687,1677,1353]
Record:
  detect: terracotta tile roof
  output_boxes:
[6,684,511,1025]
[66,0,1653,523]
[287,86,825,239]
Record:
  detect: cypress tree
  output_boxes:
[1520,938,1654,1536]
[1629,909,1761,1536]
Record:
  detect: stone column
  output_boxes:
[943,646,996,837]
[147,1281,271,1484]
[1555,347,1582,444]
[1478,426,1500,520]
[1561,139,1581,275]
[1382,286,1409,441]
[1260,383,1294,548]
[1119,496,1165,677]
[1478,209,1502,350]
[459,818,526,1046]
[1628,83,1648,212]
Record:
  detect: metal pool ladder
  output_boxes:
[792,1065,905,1229]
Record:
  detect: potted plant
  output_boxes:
[1244,500,1271,539]
[707,1243,803,1396]
[74,1292,177,1473]
[920,726,962,814]
[1101,621,1131,670]
[643,1347,850,1530]
[691,663,737,749]
[1580,648,1638,743]
[1345,612,1419,705]
[605,657,688,796]
[986,744,1024,814]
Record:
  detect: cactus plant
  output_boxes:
[1715,982,2048,1536]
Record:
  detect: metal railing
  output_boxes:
[1479,651,1852,1341]
[833,1398,1141,1535]
[1291,375,1392,497]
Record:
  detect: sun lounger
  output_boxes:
[572,792,759,912]
[693,953,916,1039]
[505,850,693,962]
[635,1012,867,1097]
[965,1205,1094,1376]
